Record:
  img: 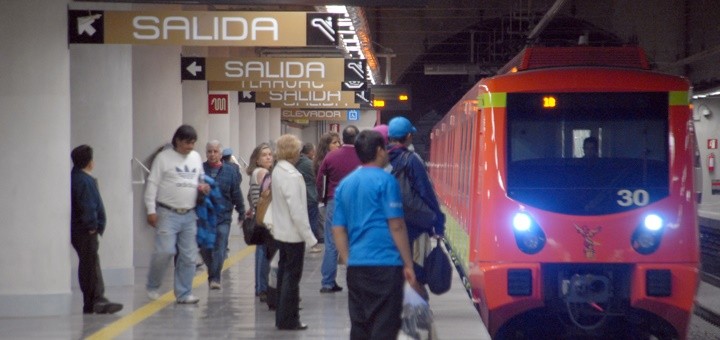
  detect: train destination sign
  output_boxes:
[68,10,338,47]
[182,57,366,85]
[281,109,349,121]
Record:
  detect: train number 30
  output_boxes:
[616,189,650,207]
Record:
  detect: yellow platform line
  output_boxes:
[86,246,255,340]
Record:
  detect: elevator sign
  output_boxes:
[208,94,228,114]
[68,10,338,47]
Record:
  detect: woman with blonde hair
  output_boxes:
[271,134,318,330]
[246,143,273,302]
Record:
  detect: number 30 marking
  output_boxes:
[617,189,649,207]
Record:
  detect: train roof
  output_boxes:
[497,46,650,74]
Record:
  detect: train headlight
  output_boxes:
[513,213,532,232]
[643,214,663,231]
[512,212,546,254]
[632,213,665,255]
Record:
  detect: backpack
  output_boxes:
[392,151,436,229]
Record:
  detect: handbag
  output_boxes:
[241,212,267,245]
[393,151,436,228]
[423,239,452,295]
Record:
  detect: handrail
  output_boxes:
[132,158,150,185]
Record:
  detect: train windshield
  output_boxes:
[506,92,669,215]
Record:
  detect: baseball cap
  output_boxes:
[222,148,233,157]
[388,116,417,138]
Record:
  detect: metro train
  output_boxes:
[428,46,700,339]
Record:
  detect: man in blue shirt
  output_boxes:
[333,130,420,339]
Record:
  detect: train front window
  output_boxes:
[506,92,669,215]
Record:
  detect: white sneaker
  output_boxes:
[209,281,221,290]
[309,244,323,253]
[147,290,160,301]
[177,294,200,304]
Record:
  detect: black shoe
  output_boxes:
[319,285,343,293]
[259,292,268,302]
[278,323,308,331]
[93,301,123,314]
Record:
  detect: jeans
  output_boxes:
[321,199,339,288]
[200,222,230,283]
[255,244,269,294]
[146,207,198,300]
[307,203,323,242]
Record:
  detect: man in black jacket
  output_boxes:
[70,144,123,314]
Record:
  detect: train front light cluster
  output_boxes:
[512,212,546,254]
[631,214,665,254]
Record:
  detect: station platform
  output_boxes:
[0,235,490,339]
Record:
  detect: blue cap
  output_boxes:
[388,116,417,138]
[222,148,233,157]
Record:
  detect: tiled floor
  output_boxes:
[0,236,488,339]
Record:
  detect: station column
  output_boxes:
[0,1,73,316]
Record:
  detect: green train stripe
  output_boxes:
[478,92,507,108]
[441,206,470,275]
[669,91,689,106]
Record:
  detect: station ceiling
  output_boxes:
[76,0,720,122]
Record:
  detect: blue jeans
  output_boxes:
[146,207,198,300]
[307,203,322,242]
[321,199,339,288]
[255,244,269,294]
[200,222,230,283]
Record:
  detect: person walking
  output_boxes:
[144,125,209,304]
[316,126,361,293]
[70,145,123,315]
[246,143,274,302]
[200,140,245,290]
[332,130,420,339]
[271,134,318,330]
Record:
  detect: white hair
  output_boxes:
[206,140,222,150]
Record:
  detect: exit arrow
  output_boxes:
[186,61,202,76]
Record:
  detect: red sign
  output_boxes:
[708,139,718,150]
[329,123,340,133]
[208,94,228,114]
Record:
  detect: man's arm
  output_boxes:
[230,170,245,216]
[332,226,349,264]
[144,154,163,227]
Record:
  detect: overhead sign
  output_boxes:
[182,57,365,84]
[208,94,228,114]
[208,80,365,92]
[256,91,360,109]
[281,109,349,121]
[68,10,338,47]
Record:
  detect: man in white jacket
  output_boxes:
[271,134,318,331]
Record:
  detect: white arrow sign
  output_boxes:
[186,61,202,76]
[77,14,102,36]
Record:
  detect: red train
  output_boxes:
[429,46,699,339]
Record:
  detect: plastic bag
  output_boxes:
[398,283,435,340]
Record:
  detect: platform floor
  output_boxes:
[0,235,489,339]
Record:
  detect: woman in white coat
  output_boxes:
[271,134,318,330]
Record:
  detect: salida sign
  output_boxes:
[68,10,338,47]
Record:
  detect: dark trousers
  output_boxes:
[347,266,404,340]
[275,241,305,329]
[71,232,106,312]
